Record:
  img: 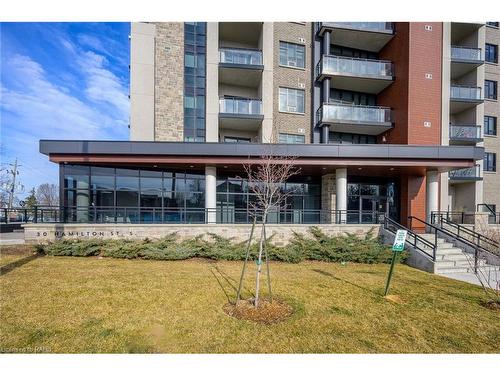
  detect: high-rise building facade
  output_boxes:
[40,22,498,227]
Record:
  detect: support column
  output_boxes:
[426,170,439,223]
[205,165,217,223]
[336,168,347,223]
[321,31,331,144]
[321,125,330,144]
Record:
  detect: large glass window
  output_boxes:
[484,116,497,136]
[485,80,497,100]
[184,22,206,142]
[279,87,305,113]
[279,41,305,68]
[216,174,320,224]
[485,44,498,63]
[62,165,205,223]
[484,152,497,172]
[278,133,305,144]
[329,132,376,144]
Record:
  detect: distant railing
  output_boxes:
[449,165,482,180]
[316,22,394,34]
[318,55,393,79]
[219,97,263,116]
[318,101,391,125]
[1,206,387,225]
[451,46,482,61]
[450,85,482,101]
[449,125,482,140]
[219,48,263,66]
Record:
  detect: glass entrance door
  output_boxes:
[347,181,397,224]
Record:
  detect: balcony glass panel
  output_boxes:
[449,125,482,140]
[318,22,393,33]
[321,102,391,124]
[451,46,482,61]
[320,55,392,78]
[219,97,262,115]
[219,48,262,66]
[450,86,482,100]
[449,166,481,179]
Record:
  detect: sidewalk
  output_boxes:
[0,231,25,246]
[442,271,499,290]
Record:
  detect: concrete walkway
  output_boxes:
[0,231,25,246]
[442,271,499,290]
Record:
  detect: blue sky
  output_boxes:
[0,22,130,197]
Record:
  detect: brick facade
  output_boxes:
[154,22,184,141]
[272,22,312,143]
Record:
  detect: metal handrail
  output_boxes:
[409,216,499,273]
[439,216,498,250]
[383,215,436,261]
[324,100,391,110]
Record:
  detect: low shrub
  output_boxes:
[38,227,405,264]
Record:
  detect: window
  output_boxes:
[278,133,305,144]
[486,22,499,28]
[484,116,497,136]
[224,136,251,143]
[485,80,498,99]
[279,87,305,113]
[484,152,497,172]
[184,22,206,142]
[279,41,305,68]
[485,44,498,63]
[329,132,376,144]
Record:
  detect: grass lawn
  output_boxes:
[0,251,499,353]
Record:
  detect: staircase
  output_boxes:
[418,234,497,274]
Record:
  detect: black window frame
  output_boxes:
[485,80,498,100]
[485,43,498,64]
[484,116,497,136]
[484,152,497,172]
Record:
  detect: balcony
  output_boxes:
[219,97,263,131]
[317,55,393,94]
[219,48,263,88]
[450,46,484,79]
[317,101,392,135]
[449,125,483,144]
[316,22,394,52]
[449,165,482,183]
[450,85,483,114]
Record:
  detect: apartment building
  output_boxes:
[40,22,498,228]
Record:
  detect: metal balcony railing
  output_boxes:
[318,101,391,124]
[449,125,482,140]
[318,55,393,79]
[219,97,262,116]
[219,48,263,66]
[316,22,394,34]
[449,165,482,180]
[451,46,482,61]
[450,85,482,101]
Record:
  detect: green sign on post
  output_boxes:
[384,229,407,296]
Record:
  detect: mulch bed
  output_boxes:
[223,297,293,324]
[0,244,36,255]
[481,300,500,311]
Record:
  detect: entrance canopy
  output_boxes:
[40,140,483,176]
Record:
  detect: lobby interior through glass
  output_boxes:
[61,164,399,224]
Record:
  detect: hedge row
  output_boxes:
[36,227,407,264]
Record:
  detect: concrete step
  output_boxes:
[439,253,471,261]
[435,242,455,249]
[437,265,500,274]
[436,248,467,256]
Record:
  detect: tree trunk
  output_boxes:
[236,216,257,305]
[254,211,267,307]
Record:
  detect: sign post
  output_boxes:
[384,229,407,296]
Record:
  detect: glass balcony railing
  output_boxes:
[317,22,394,34]
[219,48,263,66]
[319,101,391,125]
[450,85,482,101]
[449,165,482,180]
[449,125,482,140]
[219,97,262,116]
[318,55,393,79]
[451,46,482,62]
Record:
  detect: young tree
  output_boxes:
[36,183,58,206]
[25,188,38,210]
[236,153,299,308]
